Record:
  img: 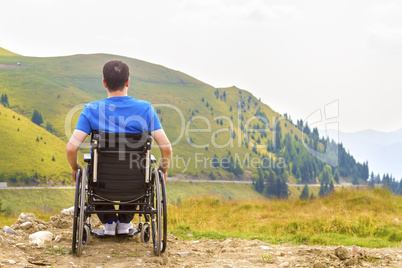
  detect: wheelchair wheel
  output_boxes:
[158,170,167,253]
[151,170,162,256]
[76,167,87,257]
[83,225,91,245]
[71,169,81,254]
[140,222,150,244]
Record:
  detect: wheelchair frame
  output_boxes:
[71,132,167,257]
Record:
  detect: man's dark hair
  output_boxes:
[103,60,130,91]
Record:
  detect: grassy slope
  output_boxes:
[0,105,80,184]
[0,47,19,56]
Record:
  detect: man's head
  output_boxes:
[103,60,130,92]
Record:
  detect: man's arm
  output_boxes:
[66,129,88,182]
[151,129,172,182]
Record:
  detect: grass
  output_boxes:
[0,186,400,248]
[0,105,82,185]
[168,188,402,248]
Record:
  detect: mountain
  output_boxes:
[0,47,367,187]
[320,129,402,179]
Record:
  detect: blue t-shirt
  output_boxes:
[75,96,162,134]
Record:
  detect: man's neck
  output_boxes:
[107,88,128,98]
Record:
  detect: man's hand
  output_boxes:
[158,166,167,183]
[72,164,82,182]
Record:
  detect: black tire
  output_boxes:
[71,169,81,254]
[83,225,90,245]
[151,170,162,256]
[140,223,150,244]
[76,167,87,257]
[158,170,167,253]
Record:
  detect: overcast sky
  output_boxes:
[1,0,401,133]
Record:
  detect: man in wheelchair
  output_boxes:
[66,60,172,256]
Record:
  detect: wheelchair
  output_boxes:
[71,131,167,257]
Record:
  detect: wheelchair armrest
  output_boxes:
[84,153,91,163]
[150,155,156,164]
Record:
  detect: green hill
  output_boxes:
[0,47,19,56]
[0,105,80,185]
[0,47,367,187]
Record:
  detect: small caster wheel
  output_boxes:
[141,223,150,244]
[83,225,91,245]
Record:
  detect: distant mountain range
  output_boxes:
[320,128,402,179]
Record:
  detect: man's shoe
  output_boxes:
[104,221,116,236]
[117,221,133,235]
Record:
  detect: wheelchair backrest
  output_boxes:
[90,132,152,201]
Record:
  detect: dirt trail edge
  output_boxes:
[0,211,401,267]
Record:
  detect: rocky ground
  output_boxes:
[0,210,401,267]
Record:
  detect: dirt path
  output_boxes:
[0,211,401,267]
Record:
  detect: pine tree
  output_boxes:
[31,109,44,126]
[299,184,309,200]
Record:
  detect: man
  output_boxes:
[66,60,172,235]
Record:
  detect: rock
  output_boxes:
[8,260,16,264]
[15,243,26,249]
[55,235,62,242]
[18,212,36,222]
[351,245,359,255]
[335,246,350,260]
[28,257,51,266]
[279,262,290,267]
[177,252,192,257]
[313,262,325,268]
[344,256,359,266]
[3,226,18,235]
[223,265,234,268]
[20,221,33,229]
[259,245,273,250]
[61,207,74,216]
[53,245,59,250]
[37,224,45,230]
[29,231,53,246]
[187,233,193,237]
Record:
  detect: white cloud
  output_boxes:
[368,3,402,16]
[176,0,302,22]
[367,23,402,45]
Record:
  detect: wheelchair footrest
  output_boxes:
[91,229,139,238]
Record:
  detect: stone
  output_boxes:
[29,231,53,246]
[351,245,359,255]
[279,262,290,267]
[55,235,62,242]
[344,256,359,266]
[15,243,26,249]
[61,207,74,216]
[313,262,325,268]
[259,245,273,250]
[177,252,192,257]
[335,246,350,260]
[18,212,36,222]
[223,265,234,268]
[8,260,16,264]
[3,226,18,235]
[37,224,45,230]
[53,245,59,251]
[20,221,33,229]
